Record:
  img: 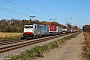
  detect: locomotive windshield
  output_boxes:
[25,25,33,28]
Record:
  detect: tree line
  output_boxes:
[0,18,79,33]
[0,18,63,32]
[83,25,90,32]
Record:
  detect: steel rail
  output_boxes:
[0,34,67,54]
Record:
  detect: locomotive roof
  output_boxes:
[25,23,46,26]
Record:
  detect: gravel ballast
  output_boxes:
[0,34,72,60]
[35,32,86,60]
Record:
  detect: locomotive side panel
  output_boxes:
[37,25,46,36]
[45,25,49,35]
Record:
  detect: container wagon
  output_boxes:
[48,25,57,35]
[62,28,67,34]
[56,26,62,34]
[67,28,71,33]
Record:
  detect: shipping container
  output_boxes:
[67,28,71,33]
[62,28,67,34]
[48,25,56,35]
[56,26,62,34]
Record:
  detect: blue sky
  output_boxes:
[0,0,90,28]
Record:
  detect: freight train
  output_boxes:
[21,23,76,39]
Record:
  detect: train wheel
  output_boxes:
[32,37,33,39]
[35,35,38,39]
[21,37,25,40]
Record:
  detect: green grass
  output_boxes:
[0,35,21,42]
[6,32,80,60]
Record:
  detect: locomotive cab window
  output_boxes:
[25,26,29,28]
[29,26,33,28]
[35,25,36,29]
[25,25,33,28]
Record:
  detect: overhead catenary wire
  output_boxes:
[32,0,55,17]
[22,0,50,17]
[1,0,62,22]
[38,0,65,23]
[37,0,60,20]
[3,0,51,18]
[0,7,46,20]
[21,0,47,20]
[24,0,60,22]
[0,7,29,16]
[22,0,37,9]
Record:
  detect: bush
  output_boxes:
[0,35,21,42]
[9,33,79,60]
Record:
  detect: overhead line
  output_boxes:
[0,7,29,16]
[2,0,59,21]
[32,0,54,16]
[22,0,37,9]
[3,0,51,18]
[0,7,46,20]
[38,0,60,19]
[38,0,70,24]
[22,0,47,20]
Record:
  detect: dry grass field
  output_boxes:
[84,32,90,51]
[0,32,22,38]
[84,32,90,59]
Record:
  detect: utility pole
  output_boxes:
[50,18,57,25]
[50,18,57,22]
[65,18,72,24]
[65,18,73,29]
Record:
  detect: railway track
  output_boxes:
[0,40,28,46]
[0,34,68,54]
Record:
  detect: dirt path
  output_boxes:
[36,32,86,60]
